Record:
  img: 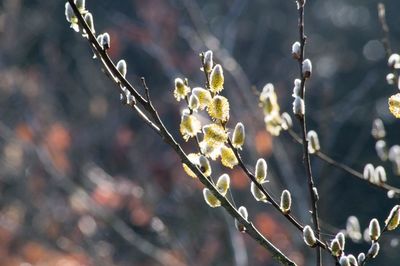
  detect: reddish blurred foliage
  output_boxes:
[255,130,273,156]
[15,123,34,143]
[230,168,248,190]
[44,123,71,173]
[92,182,123,210]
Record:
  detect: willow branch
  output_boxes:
[67,1,296,265]
[294,1,322,265]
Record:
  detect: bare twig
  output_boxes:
[67,1,296,265]
[294,1,322,265]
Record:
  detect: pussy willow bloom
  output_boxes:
[83,12,95,37]
[207,95,230,122]
[188,94,199,111]
[385,205,400,231]
[388,53,400,68]
[202,124,228,144]
[210,64,224,93]
[180,112,201,141]
[220,145,238,168]
[347,255,357,266]
[292,79,302,98]
[116,60,127,78]
[216,174,230,196]
[371,118,386,139]
[173,78,190,102]
[375,140,388,161]
[346,216,362,242]
[302,58,312,78]
[368,242,380,258]
[330,239,341,256]
[100,32,110,50]
[281,112,293,130]
[386,73,396,85]
[292,41,301,59]
[76,0,86,12]
[255,158,267,182]
[307,130,320,154]
[199,140,222,160]
[203,50,213,73]
[203,188,221,208]
[369,218,381,241]
[303,225,317,247]
[336,232,345,251]
[259,83,283,136]
[374,166,386,183]
[389,93,400,118]
[198,155,212,177]
[293,96,305,116]
[280,190,291,214]
[363,164,374,181]
[232,122,245,149]
[182,153,200,178]
[251,182,267,202]
[192,87,212,110]
[389,145,400,162]
[339,256,350,266]
[235,206,248,232]
[65,2,79,32]
[357,253,365,265]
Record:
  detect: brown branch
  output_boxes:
[66,1,296,265]
[295,1,322,265]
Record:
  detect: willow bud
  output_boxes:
[255,158,267,182]
[346,216,361,242]
[302,59,312,78]
[307,130,320,154]
[235,206,248,232]
[292,42,301,59]
[374,166,386,183]
[388,53,400,68]
[76,0,86,12]
[347,255,358,266]
[385,205,400,231]
[210,64,224,93]
[363,164,374,180]
[357,253,365,265]
[339,256,350,266]
[203,188,221,208]
[280,190,292,214]
[330,239,341,256]
[251,182,267,202]
[84,12,95,35]
[101,32,110,50]
[216,174,230,196]
[65,2,74,23]
[389,145,400,162]
[303,225,317,247]
[369,218,381,241]
[371,118,385,140]
[281,112,293,130]
[386,73,396,85]
[232,122,245,149]
[336,232,345,251]
[367,242,380,258]
[117,60,127,78]
[198,155,211,177]
[375,140,388,161]
[203,50,213,73]
[188,94,200,111]
[292,79,301,98]
[293,97,305,116]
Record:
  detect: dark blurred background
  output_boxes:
[0,0,400,265]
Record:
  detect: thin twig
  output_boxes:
[286,129,400,196]
[294,1,322,265]
[67,1,296,265]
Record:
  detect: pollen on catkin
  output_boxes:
[174,78,190,102]
[232,122,245,149]
[389,93,400,118]
[259,83,283,136]
[216,174,230,196]
[203,188,221,208]
[330,239,341,256]
[202,124,228,144]
[180,113,201,141]
[255,158,267,182]
[192,87,212,110]
[303,225,317,247]
[385,205,400,231]
[220,145,238,168]
[209,64,224,93]
[207,95,230,122]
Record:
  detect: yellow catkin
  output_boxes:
[389,93,400,118]
[209,64,224,93]
[182,153,200,178]
[207,95,230,122]
[220,145,238,168]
